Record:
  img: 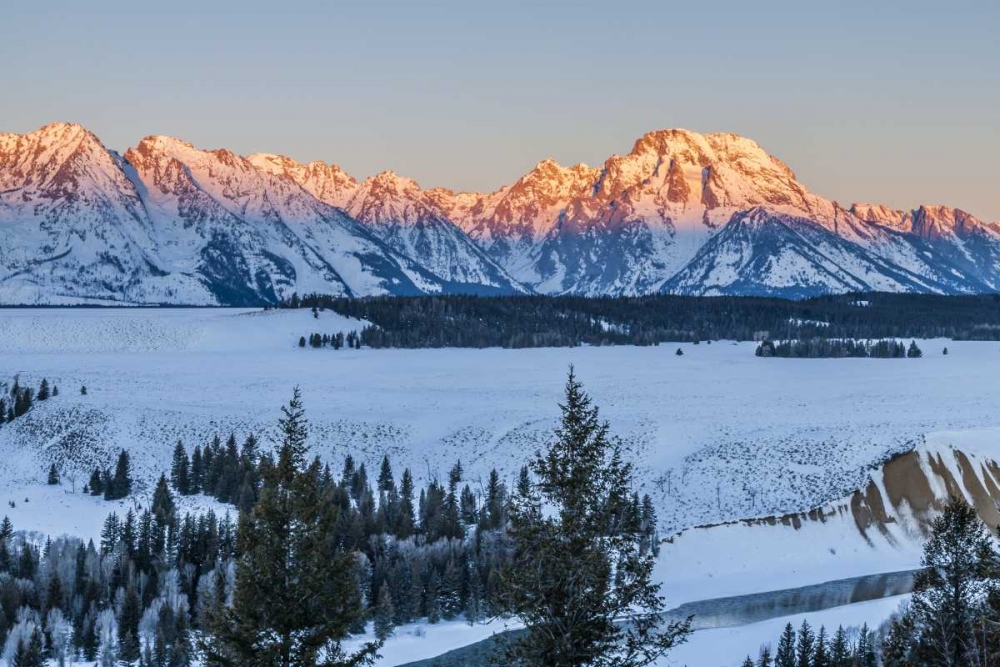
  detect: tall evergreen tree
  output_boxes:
[775,623,796,667]
[828,626,850,667]
[203,388,380,667]
[171,442,190,495]
[906,496,997,666]
[796,620,814,667]
[498,369,690,667]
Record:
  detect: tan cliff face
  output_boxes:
[704,444,1000,547]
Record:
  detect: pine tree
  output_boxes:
[796,621,814,667]
[373,586,395,641]
[498,368,690,667]
[907,340,923,358]
[775,623,796,667]
[813,626,828,667]
[12,628,45,667]
[855,624,876,667]
[88,467,104,496]
[758,646,773,667]
[906,495,996,666]
[377,455,395,493]
[47,463,60,485]
[171,442,190,495]
[105,450,133,500]
[202,388,380,667]
[37,378,50,401]
[828,626,850,667]
[881,612,916,667]
[190,445,204,494]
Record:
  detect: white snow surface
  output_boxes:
[2,309,999,540]
[4,308,1000,665]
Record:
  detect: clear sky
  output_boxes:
[3,0,998,219]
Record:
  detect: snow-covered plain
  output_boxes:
[4,308,998,535]
[3,307,1000,664]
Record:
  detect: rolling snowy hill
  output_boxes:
[2,123,999,304]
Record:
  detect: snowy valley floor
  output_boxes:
[2,307,999,665]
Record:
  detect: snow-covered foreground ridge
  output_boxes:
[3,122,1000,304]
[661,430,1000,605]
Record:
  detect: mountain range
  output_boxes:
[1,122,998,305]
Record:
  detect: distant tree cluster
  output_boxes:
[170,435,259,511]
[755,338,923,359]
[84,449,134,501]
[298,331,361,349]
[0,376,58,425]
[740,620,878,667]
[273,292,1000,348]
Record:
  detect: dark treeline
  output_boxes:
[274,292,1000,348]
[0,376,58,426]
[167,434,661,639]
[755,338,923,359]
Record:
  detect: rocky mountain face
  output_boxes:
[1,122,997,304]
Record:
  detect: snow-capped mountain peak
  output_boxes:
[1,122,997,304]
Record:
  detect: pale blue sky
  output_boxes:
[3,0,998,219]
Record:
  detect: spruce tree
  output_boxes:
[855,624,877,667]
[203,388,380,667]
[373,586,395,641]
[775,623,796,667]
[12,628,44,667]
[881,612,916,667]
[813,626,828,667]
[829,626,850,667]
[498,369,690,667]
[105,450,132,500]
[171,442,190,495]
[907,496,997,666]
[796,621,814,667]
[47,463,60,485]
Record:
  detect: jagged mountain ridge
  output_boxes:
[1,122,997,304]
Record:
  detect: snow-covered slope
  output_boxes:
[0,123,207,304]
[2,122,998,303]
[660,430,1000,607]
[251,156,524,292]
